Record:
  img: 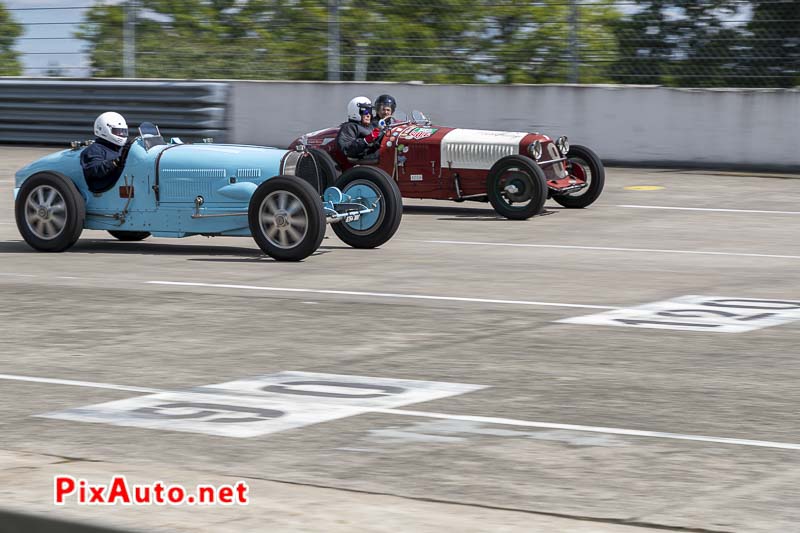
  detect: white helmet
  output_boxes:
[94,111,128,146]
[346,96,372,122]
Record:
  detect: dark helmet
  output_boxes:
[374,94,397,113]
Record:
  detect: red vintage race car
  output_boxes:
[288,110,604,220]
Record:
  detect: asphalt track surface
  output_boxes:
[1,146,799,532]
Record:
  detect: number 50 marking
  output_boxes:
[612,297,800,330]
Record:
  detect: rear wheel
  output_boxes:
[332,166,402,249]
[248,176,325,261]
[552,145,605,208]
[108,230,150,241]
[15,172,85,252]
[486,155,547,220]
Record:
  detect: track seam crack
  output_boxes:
[222,473,735,533]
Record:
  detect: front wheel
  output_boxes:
[108,230,151,241]
[15,172,85,252]
[332,166,402,249]
[486,155,548,220]
[248,176,326,261]
[552,145,605,209]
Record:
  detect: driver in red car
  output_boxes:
[336,96,382,161]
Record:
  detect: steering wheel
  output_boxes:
[118,136,136,167]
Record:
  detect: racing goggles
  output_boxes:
[111,127,128,137]
[357,105,373,116]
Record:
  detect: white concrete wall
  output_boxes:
[230,81,800,171]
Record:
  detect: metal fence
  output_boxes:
[0,79,229,144]
[3,1,799,87]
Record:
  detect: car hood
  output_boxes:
[158,143,289,177]
[439,128,539,170]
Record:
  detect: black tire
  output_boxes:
[553,145,605,209]
[295,148,339,194]
[15,172,85,252]
[108,230,151,241]
[331,166,403,249]
[486,155,548,220]
[248,175,326,261]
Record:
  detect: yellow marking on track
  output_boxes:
[624,185,664,191]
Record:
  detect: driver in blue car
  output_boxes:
[80,111,128,193]
[372,94,397,128]
[336,96,382,160]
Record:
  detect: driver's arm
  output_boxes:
[337,123,369,158]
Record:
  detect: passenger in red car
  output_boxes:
[336,96,382,161]
[372,94,397,127]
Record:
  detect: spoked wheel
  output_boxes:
[486,155,548,220]
[331,166,403,249]
[108,230,151,241]
[248,175,325,261]
[15,172,85,252]
[552,145,605,209]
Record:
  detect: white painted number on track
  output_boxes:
[8,372,800,449]
[558,296,800,333]
[40,372,486,438]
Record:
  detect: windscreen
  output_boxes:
[138,122,166,150]
[138,122,160,137]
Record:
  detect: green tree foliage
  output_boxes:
[0,2,23,76]
[78,0,623,83]
[476,0,620,84]
[79,1,324,79]
[73,0,800,87]
[601,0,800,88]
[340,0,483,83]
[742,0,800,87]
[609,1,747,87]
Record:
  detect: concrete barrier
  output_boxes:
[230,81,800,172]
[1,78,796,171]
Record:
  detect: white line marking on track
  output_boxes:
[617,204,800,215]
[4,372,800,451]
[146,281,618,310]
[0,273,35,277]
[374,409,800,451]
[421,240,800,260]
[0,374,159,394]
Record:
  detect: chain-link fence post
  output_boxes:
[123,0,137,78]
[568,0,579,83]
[328,0,340,81]
[354,42,367,81]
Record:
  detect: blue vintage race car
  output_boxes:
[13,123,402,261]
